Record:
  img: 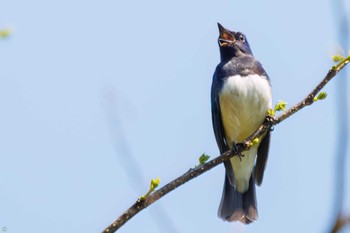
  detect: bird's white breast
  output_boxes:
[219,74,272,192]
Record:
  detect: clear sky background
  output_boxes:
[1,0,350,233]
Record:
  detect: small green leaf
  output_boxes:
[199,153,210,165]
[318,92,327,100]
[0,29,11,39]
[267,109,275,116]
[274,100,287,112]
[314,92,327,102]
[252,138,260,145]
[150,177,160,190]
[332,55,344,62]
[139,177,161,200]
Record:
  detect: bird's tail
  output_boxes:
[218,175,258,224]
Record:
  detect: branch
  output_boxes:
[330,0,349,232]
[102,56,350,233]
[102,88,179,232]
[331,214,350,233]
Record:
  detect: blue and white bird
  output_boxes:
[211,23,272,224]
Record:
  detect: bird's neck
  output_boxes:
[219,47,236,62]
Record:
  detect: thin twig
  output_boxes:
[331,214,350,233]
[330,0,349,232]
[102,56,350,233]
[101,88,179,233]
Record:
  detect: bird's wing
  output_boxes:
[211,72,227,154]
[254,131,270,185]
[252,61,271,186]
[211,71,234,183]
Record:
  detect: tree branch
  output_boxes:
[331,214,350,233]
[102,56,350,233]
[330,0,349,232]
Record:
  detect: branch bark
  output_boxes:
[102,56,350,233]
[331,214,350,233]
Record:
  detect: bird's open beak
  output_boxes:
[217,23,235,46]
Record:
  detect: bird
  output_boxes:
[211,23,272,224]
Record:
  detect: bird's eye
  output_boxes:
[239,34,245,42]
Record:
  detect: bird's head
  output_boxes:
[217,23,253,60]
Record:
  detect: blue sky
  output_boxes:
[0,0,349,233]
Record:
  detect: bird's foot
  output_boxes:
[264,115,276,125]
[231,142,244,161]
[264,115,276,131]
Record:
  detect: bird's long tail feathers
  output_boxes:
[218,175,258,224]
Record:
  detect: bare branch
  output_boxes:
[330,1,349,232]
[102,56,350,233]
[331,214,350,233]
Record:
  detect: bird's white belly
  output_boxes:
[219,74,272,192]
